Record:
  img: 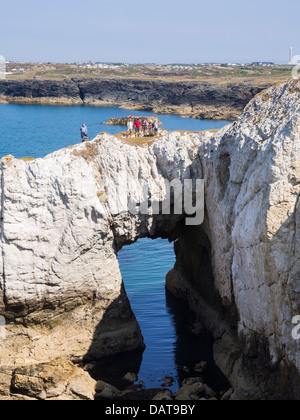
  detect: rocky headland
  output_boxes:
[0,78,270,120]
[0,79,299,400]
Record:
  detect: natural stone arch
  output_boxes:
[0,131,204,369]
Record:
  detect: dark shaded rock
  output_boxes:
[0,78,270,120]
[194,361,207,373]
[123,372,138,384]
[152,389,173,400]
[0,79,80,102]
[160,376,174,387]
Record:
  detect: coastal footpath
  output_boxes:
[0,79,299,400]
[0,78,270,120]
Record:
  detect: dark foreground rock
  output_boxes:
[95,377,226,401]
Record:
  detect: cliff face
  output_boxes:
[0,79,82,104]
[167,80,300,399]
[0,78,269,120]
[0,79,299,399]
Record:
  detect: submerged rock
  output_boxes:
[160,376,174,387]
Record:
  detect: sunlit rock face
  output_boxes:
[0,129,203,370]
[167,79,300,399]
[0,79,299,399]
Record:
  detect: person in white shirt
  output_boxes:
[127,119,134,138]
[80,123,88,142]
[154,120,159,136]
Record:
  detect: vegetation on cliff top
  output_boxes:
[4,62,292,86]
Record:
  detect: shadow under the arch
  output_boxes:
[82,235,230,396]
[165,289,231,393]
[82,283,146,390]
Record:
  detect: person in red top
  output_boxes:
[134,120,141,137]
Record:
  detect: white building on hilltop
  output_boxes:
[289,47,293,65]
[0,55,5,79]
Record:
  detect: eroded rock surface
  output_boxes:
[0,79,299,399]
[1,358,96,400]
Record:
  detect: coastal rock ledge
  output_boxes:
[0,79,300,400]
[0,78,269,120]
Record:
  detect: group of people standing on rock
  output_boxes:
[80,117,160,142]
[127,118,159,138]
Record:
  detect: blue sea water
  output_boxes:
[118,238,177,389]
[0,103,230,392]
[118,238,229,392]
[0,103,230,159]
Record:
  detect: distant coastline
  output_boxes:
[0,78,270,120]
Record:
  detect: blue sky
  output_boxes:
[0,0,299,63]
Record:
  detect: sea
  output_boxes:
[0,103,230,392]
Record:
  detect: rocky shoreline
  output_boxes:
[93,372,232,401]
[0,78,270,120]
[0,356,232,400]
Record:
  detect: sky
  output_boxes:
[0,0,299,64]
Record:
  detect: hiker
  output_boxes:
[80,123,88,142]
[134,119,141,137]
[142,119,148,137]
[127,118,134,138]
[148,121,154,137]
[154,120,159,136]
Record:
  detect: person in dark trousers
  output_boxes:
[142,119,148,137]
[80,123,88,142]
[134,119,141,137]
[154,120,159,136]
[148,121,154,137]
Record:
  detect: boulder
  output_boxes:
[10,359,96,400]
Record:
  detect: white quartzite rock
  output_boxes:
[0,79,299,399]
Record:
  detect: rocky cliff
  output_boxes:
[0,79,299,400]
[0,78,269,120]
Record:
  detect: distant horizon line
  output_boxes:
[2,60,292,66]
